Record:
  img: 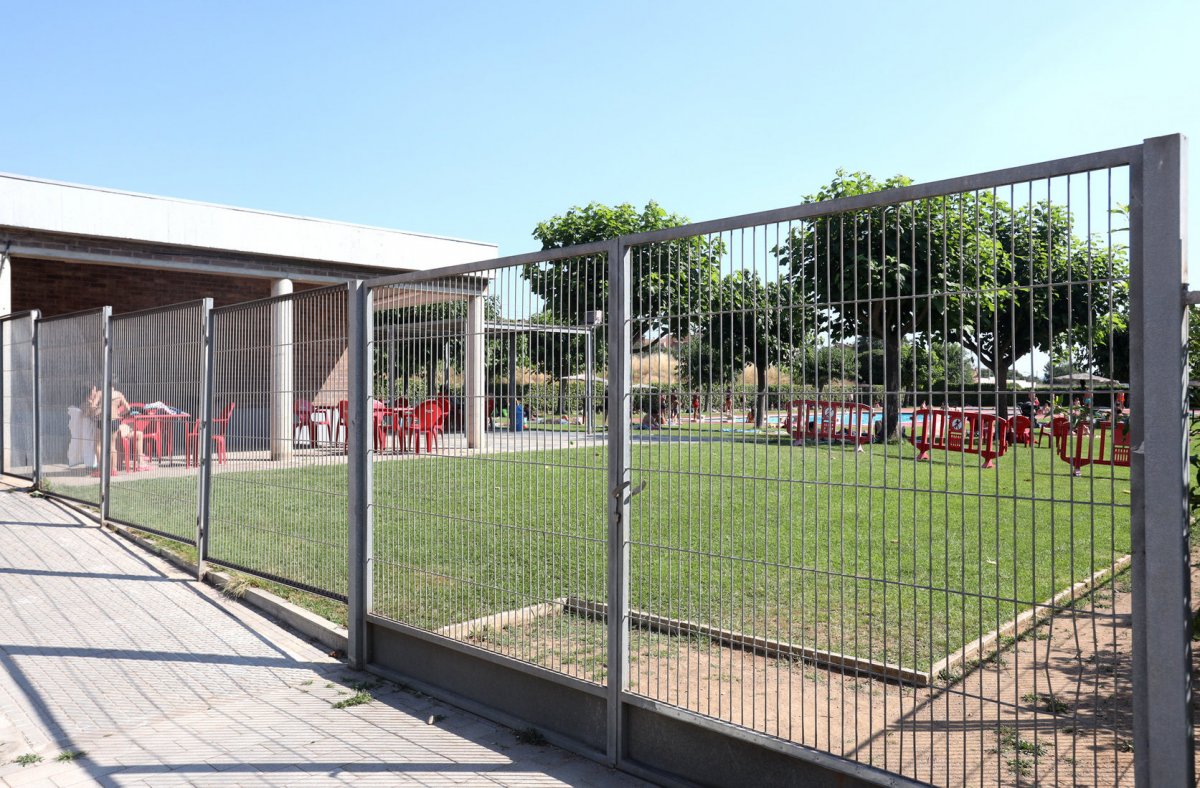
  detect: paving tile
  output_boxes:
[0,490,644,787]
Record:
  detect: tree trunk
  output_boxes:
[884,334,902,440]
[755,364,768,429]
[558,377,567,416]
[995,365,1010,420]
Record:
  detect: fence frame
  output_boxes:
[201,282,352,599]
[1129,133,1193,785]
[348,280,370,668]
[102,298,212,544]
[33,306,110,508]
[2,133,1187,786]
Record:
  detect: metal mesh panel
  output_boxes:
[368,254,610,683]
[106,301,208,544]
[36,309,106,505]
[206,285,350,599]
[620,169,1134,784]
[0,312,38,480]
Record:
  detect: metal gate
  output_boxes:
[35,307,108,507]
[203,284,351,599]
[105,300,210,544]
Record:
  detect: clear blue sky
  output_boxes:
[1,1,1197,282]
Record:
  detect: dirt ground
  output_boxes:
[462,555,1200,786]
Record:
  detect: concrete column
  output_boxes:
[270,278,294,461]
[464,295,485,449]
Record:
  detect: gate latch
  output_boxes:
[613,479,647,500]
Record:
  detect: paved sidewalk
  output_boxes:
[0,489,644,787]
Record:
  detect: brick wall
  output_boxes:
[12,257,280,317]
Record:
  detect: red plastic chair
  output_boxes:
[131,414,162,467]
[1010,415,1032,447]
[334,399,349,447]
[186,404,235,468]
[370,401,391,452]
[112,429,136,473]
[294,399,322,448]
[433,395,453,431]
[1037,414,1071,452]
[213,402,234,463]
[184,419,202,468]
[409,401,444,454]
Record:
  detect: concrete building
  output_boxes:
[0,172,498,468]
[0,172,497,317]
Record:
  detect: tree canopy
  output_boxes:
[950,200,1129,415]
[681,271,808,426]
[525,201,722,347]
[773,170,1000,434]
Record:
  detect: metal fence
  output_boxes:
[366,253,610,679]
[0,311,39,481]
[35,307,108,506]
[615,167,1138,785]
[9,135,1190,786]
[204,284,350,599]
[106,300,210,544]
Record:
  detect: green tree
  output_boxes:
[952,201,1129,417]
[791,344,859,391]
[525,202,723,349]
[774,170,999,436]
[857,339,974,389]
[373,296,502,397]
[678,339,740,399]
[526,311,592,414]
[687,271,808,427]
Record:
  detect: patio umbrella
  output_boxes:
[1051,372,1120,385]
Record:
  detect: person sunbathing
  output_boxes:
[85,385,144,474]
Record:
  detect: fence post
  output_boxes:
[605,238,631,767]
[347,280,372,668]
[196,299,214,580]
[1131,132,1193,786]
[99,306,113,521]
[1,319,7,478]
[30,310,40,489]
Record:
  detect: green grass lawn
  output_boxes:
[97,434,1130,672]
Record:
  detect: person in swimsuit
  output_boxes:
[86,385,143,474]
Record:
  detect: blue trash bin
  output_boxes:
[512,403,524,432]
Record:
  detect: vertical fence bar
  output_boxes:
[606,237,632,766]
[348,280,370,667]
[30,310,40,488]
[196,299,214,579]
[99,306,113,520]
[1130,133,1192,786]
